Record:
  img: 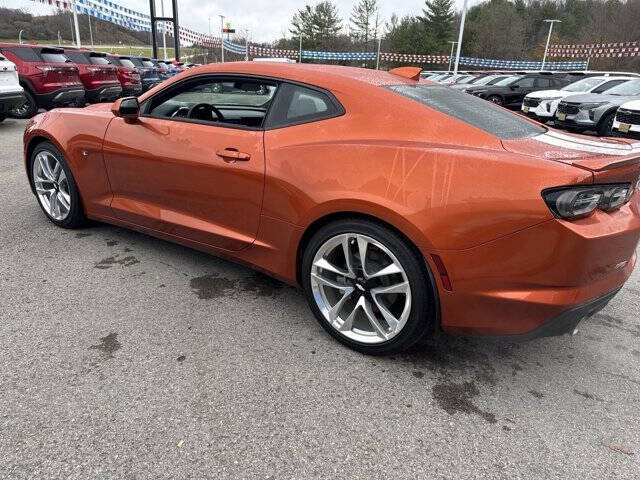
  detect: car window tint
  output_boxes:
[387,84,545,140]
[142,60,155,68]
[41,52,69,63]
[592,80,625,93]
[118,58,136,68]
[287,88,330,119]
[146,78,277,128]
[535,78,552,88]
[90,55,110,65]
[4,47,40,62]
[516,77,535,88]
[129,58,144,67]
[65,52,90,64]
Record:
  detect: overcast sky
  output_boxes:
[2,0,466,42]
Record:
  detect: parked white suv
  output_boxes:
[612,99,640,139]
[521,76,634,121]
[0,53,24,122]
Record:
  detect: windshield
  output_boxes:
[605,79,640,96]
[129,58,144,67]
[387,84,545,140]
[64,52,89,64]
[472,75,498,85]
[494,76,522,86]
[561,77,604,92]
[454,75,474,84]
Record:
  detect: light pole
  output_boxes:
[376,36,382,70]
[72,0,81,47]
[18,29,24,44]
[160,0,167,60]
[453,0,467,74]
[219,15,225,63]
[243,29,249,61]
[541,19,561,71]
[447,41,457,72]
[88,14,94,47]
[299,34,303,63]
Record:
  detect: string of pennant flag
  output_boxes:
[548,42,640,58]
[29,0,586,69]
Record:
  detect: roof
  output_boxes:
[178,62,421,90]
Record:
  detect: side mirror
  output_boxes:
[510,84,519,90]
[111,97,139,121]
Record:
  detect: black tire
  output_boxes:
[0,114,6,122]
[10,89,38,119]
[301,219,436,355]
[30,141,87,229]
[487,95,503,106]
[597,112,615,137]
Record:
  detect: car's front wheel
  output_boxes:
[597,112,615,137]
[301,219,436,355]
[30,141,86,228]
[487,95,503,106]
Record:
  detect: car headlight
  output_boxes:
[579,102,607,111]
[542,184,632,219]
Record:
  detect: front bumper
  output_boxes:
[0,91,26,113]
[612,118,640,139]
[522,100,559,120]
[35,87,85,109]
[85,84,122,103]
[554,109,597,131]
[434,202,640,337]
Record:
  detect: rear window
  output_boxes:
[118,58,136,68]
[40,51,69,63]
[89,55,110,65]
[64,51,90,64]
[387,85,545,140]
[129,58,144,67]
[142,60,155,68]
[3,47,41,62]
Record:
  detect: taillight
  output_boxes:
[87,66,102,75]
[36,65,54,78]
[542,183,634,219]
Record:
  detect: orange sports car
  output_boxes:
[23,63,640,355]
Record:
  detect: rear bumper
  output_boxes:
[434,202,640,337]
[35,87,85,109]
[85,83,122,103]
[0,91,25,113]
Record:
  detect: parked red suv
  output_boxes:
[0,43,84,119]
[105,54,142,97]
[63,48,121,103]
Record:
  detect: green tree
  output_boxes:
[313,1,342,39]
[350,0,380,45]
[420,0,455,52]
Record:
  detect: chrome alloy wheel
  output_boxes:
[310,233,412,344]
[33,150,71,221]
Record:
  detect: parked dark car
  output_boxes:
[62,49,121,103]
[0,43,84,118]
[149,59,173,80]
[105,55,142,97]
[127,56,162,92]
[467,72,578,108]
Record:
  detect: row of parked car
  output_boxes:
[422,70,640,138]
[0,43,198,121]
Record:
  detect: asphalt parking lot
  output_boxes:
[1,117,639,479]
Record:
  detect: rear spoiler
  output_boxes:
[389,66,422,81]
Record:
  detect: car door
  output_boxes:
[102,75,276,251]
[507,76,536,106]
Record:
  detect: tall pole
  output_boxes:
[447,41,457,72]
[69,17,75,45]
[72,0,81,47]
[161,0,167,59]
[299,35,303,63]
[376,36,382,70]
[57,31,61,45]
[453,0,467,74]
[244,29,249,61]
[88,15,94,47]
[541,19,561,71]
[171,0,180,61]
[19,30,24,44]
[219,15,225,63]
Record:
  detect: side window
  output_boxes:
[515,77,535,88]
[592,80,625,94]
[266,83,342,128]
[4,47,40,62]
[144,77,277,128]
[535,77,552,88]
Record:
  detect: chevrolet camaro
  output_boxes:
[23,63,640,355]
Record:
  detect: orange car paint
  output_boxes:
[24,62,640,336]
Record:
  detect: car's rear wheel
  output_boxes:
[301,219,435,355]
[487,95,503,106]
[30,142,86,228]
[10,89,38,119]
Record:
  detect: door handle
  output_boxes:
[216,148,251,162]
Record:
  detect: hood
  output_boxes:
[560,92,636,106]
[526,89,564,99]
[502,129,640,172]
[83,103,114,112]
[620,99,640,111]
